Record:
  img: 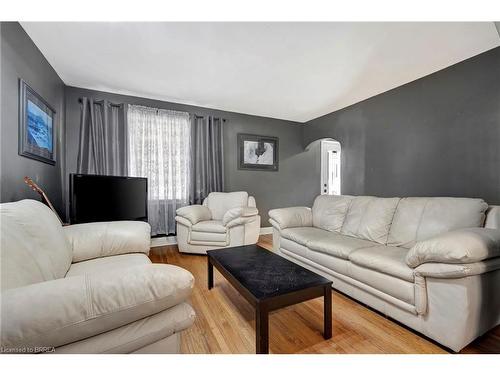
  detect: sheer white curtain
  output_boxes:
[127,105,191,235]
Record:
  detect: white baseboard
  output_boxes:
[259,227,273,235]
[151,236,177,247]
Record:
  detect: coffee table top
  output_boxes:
[207,244,331,300]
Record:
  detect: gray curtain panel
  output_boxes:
[190,115,225,204]
[77,97,127,175]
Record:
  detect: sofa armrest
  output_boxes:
[268,207,312,231]
[64,221,151,263]
[175,216,192,228]
[175,205,212,225]
[225,214,260,228]
[222,206,259,226]
[0,264,194,351]
[414,257,500,279]
[406,227,500,268]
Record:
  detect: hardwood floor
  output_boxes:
[149,235,500,354]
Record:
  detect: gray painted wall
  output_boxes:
[303,46,500,204]
[0,22,66,216]
[64,86,316,225]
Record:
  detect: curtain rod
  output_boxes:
[78,98,123,107]
[194,114,226,121]
[78,99,226,119]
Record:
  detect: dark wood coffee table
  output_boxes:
[207,244,332,354]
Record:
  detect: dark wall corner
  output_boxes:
[0,22,66,216]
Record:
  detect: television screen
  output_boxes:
[70,174,148,224]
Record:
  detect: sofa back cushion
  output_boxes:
[204,191,249,220]
[485,206,500,230]
[387,197,488,248]
[0,200,72,291]
[340,196,400,244]
[312,195,354,232]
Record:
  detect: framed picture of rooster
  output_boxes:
[237,133,279,171]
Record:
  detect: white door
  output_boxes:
[320,140,341,195]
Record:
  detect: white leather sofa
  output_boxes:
[269,195,500,352]
[175,191,260,254]
[0,199,195,354]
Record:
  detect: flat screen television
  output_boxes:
[70,174,148,224]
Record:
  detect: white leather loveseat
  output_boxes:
[175,191,260,254]
[0,199,195,354]
[269,195,500,352]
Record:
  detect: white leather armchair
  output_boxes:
[175,191,261,254]
[0,199,195,354]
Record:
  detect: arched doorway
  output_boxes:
[320,139,341,195]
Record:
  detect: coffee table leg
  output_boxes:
[256,304,269,354]
[324,285,332,339]
[207,258,214,290]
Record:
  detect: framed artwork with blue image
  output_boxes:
[19,79,56,165]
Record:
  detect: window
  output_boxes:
[127,105,191,201]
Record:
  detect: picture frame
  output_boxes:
[237,133,279,171]
[18,79,56,165]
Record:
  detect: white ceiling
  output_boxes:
[21,22,500,122]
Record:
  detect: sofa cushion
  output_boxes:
[1,217,45,291]
[387,197,488,248]
[55,303,196,353]
[308,231,378,260]
[280,238,310,258]
[192,220,227,233]
[1,264,194,349]
[190,231,228,243]
[281,227,326,247]
[280,245,352,279]
[485,206,500,229]
[281,246,415,306]
[0,200,72,291]
[349,246,414,282]
[312,195,354,232]
[205,191,249,220]
[340,196,400,244]
[349,263,415,305]
[66,253,151,277]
